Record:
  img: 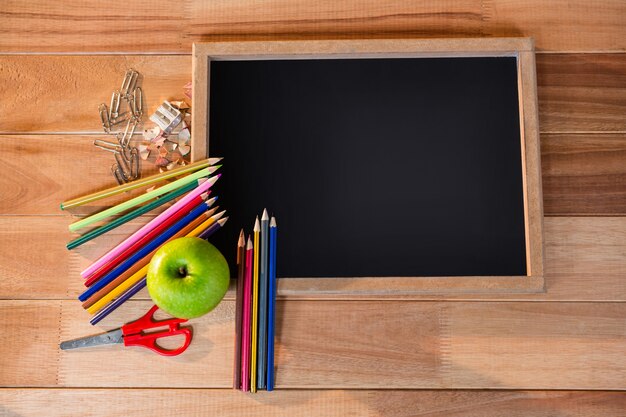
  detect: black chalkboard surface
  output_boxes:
[208,56,527,278]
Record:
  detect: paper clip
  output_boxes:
[99,104,111,133]
[130,87,143,119]
[121,69,138,98]
[93,139,121,153]
[111,163,126,185]
[109,90,122,120]
[117,118,138,149]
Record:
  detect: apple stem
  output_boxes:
[178,266,187,277]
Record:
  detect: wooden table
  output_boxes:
[0,2,625,415]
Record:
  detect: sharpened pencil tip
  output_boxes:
[213,210,226,220]
[270,216,277,227]
[218,217,228,226]
[254,216,260,231]
[262,208,269,220]
[238,229,245,245]
[247,236,253,249]
[206,196,218,206]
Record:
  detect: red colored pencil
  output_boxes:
[84,193,211,287]
[241,236,254,391]
[233,230,245,390]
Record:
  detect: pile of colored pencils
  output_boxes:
[61,158,227,325]
[233,209,278,392]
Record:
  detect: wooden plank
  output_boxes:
[542,133,626,215]
[1,300,624,389]
[0,301,60,386]
[0,0,184,53]
[0,135,163,216]
[3,0,623,52]
[537,54,626,132]
[2,54,625,135]
[1,217,624,301]
[1,389,624,417]
[0,56,190,134]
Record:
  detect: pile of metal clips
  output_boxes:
[97,69,143,184]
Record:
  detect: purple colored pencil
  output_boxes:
[90,278,146,325]
[198,217,228,240]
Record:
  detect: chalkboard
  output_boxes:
[192,39,544,292]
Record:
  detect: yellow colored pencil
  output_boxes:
[87,265,148,314]
[86,210,224,315]
[187,210,226,237]
[250,216,260,393]
[61,157,222,210]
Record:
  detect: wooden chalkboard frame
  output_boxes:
[191,38,544,297]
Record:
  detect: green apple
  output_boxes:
[147,237,230,319]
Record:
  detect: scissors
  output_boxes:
[60,305,192,356]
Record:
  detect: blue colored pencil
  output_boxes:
[266,216,277,391]
[66,181,202,250]
[257,209,269,389]
[78,202,209,301]
[90,277,146,325]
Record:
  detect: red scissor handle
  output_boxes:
[121,305,192,356]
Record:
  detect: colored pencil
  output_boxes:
[233,230,245,390]
[257,209,269,389]
[87,264,148,313]
[69,167,220,232]
[250,216,260,393]
[78,203,210,301]
[267,216,277,391]
[90,277,146,325]
[61,157,222,210]
[84,196,213,287]
[81,173,220,278]
[88,211,219,323]
[241,237,253,392]
[188,211,225,237]
[197,216,227,240]
[66,180,204,250]
[80,208,218,309]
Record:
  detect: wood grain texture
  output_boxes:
[0,0,184,53]
[1,217,623,301]
[1,300,624,389]
[0,135,163,215]
[0,56,191,134]
[2,54,625,135]
[1,389,624,417]
[537,54,626,132]
[0,301,60,386]
[542,133,626,215]
[1,0,625,52]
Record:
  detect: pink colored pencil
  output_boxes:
[241,236,254,391]
[81,174,220,279]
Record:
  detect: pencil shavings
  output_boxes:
[177,127,191,144]
[143,126,161,141]
[137,144,151,160]
[155,156,170,167]
[178,144,191,156]
[170,101,190,111]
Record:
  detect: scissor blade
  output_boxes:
[60,329,123,350]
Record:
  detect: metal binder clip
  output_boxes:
[150,101,182,134]
[120,69,138,98]
[99,104,111,133]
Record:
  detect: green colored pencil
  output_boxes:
[61,157,222,210]
[66,179,208,250]
[69,167,217,232]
